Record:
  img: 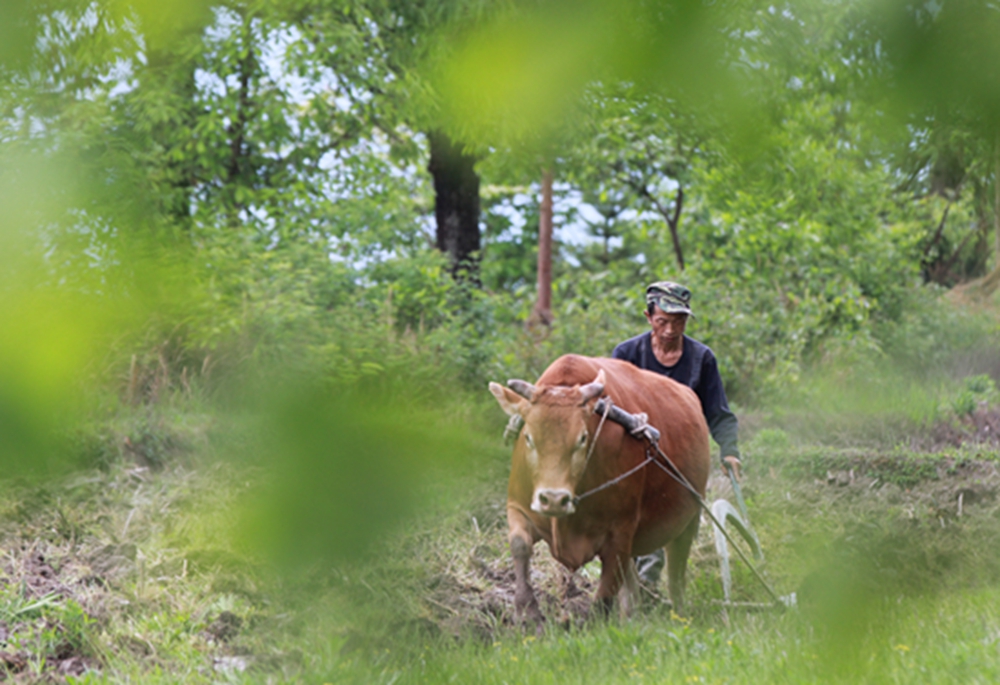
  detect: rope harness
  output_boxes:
[571,396,784,608]
[572,450,655,506]
[572,397,652,506]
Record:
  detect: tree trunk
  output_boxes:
[995,130,1000,263]
[428,131,481,281]
[666,185,685,271]
[961,130,1000,297]
[945,131,1000,298]
[532,168,554,326]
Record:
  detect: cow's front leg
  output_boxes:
[508,507,543,624]
[595,535,635,618]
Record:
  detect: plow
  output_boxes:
[590,397,794,612]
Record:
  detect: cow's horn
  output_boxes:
[578,369,606,404]
[507,379,537,400]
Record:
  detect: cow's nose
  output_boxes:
[532,488,576,517]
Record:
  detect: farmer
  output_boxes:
[612,281,741,587]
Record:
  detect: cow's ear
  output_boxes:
[489,381,529,417]
[578,368,606,407]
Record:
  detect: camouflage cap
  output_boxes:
[645,281,693,316]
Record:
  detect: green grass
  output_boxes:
[2,394,1000,684]
[314,587,1000,684]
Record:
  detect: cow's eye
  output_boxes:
[524,433,535,449]
[577,432,588,448]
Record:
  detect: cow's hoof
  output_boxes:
[515,594,544,624]
[532,618,546,636]
[517,607,545,633]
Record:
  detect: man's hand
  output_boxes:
[722,455,742,481]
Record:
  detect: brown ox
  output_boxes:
[489,354,710,619]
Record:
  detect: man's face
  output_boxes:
[645,307,688,346]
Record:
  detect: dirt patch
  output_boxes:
[0,545,104,681]
[204,611,243,644]
[0,464,264,682]
[10,550,69,599]
[410,535,603,642]
[915,407,1000,451]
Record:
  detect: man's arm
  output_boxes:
[697,352,741,476]
[710,414,742,478]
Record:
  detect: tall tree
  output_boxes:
[287,0,499,283]
[530,168,554,325]
[428,131,481,279]
[856,0,1000,290]
[563,85,711,273]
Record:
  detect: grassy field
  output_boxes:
[2,395,1000,684]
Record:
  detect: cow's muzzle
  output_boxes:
[532,488,576,517]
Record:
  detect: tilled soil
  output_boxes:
[0,545,104,681]
[0,466,265,683]
[916,407,1000,451]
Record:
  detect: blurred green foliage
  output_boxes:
[2,0,1000,569]
[234,383,476,567]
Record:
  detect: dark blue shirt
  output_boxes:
[612,332,740,462]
